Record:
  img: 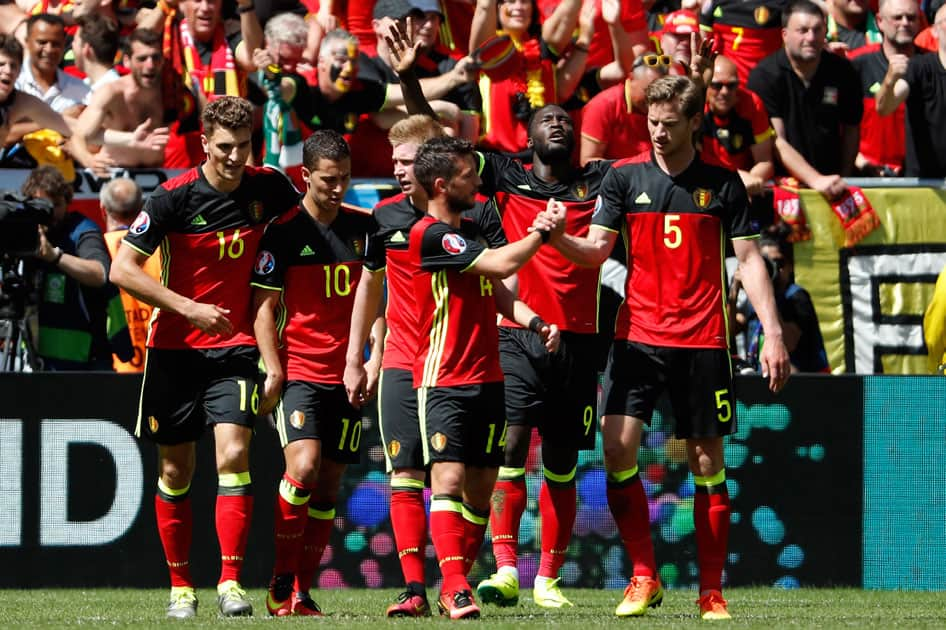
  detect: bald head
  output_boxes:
[713,55,738,80]
[101,177,143,226]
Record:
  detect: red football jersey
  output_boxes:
[536,0,647,68]
[852,47,908,172]
[364,194,507,371]
[593,156,757,348]
[479,152,610,333]
[701,87,774,172]
[700,0,787,84]
[123,165,299,350]
[251,206,376,383]
[409,216,504,387]
[580,80,651,160]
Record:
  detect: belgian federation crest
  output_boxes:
[352,239,365,256]
[148,415,159,433]
[754,6,770,24]
[388,440,401,458]
[248,200,264,223]
[693,189,713,209]
[574,182,588,200]
[290,410,305,430]
[431,432,448,452]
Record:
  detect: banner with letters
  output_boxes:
[793,188,946,374]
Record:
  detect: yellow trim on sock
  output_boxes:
[218,472,252,488]
[170,585,195,596]
[308,506,336,520]
[461,504,489,525]
[157,478,191,496]
[498,466,526,480]
[544,466,577,484]
[430,497,463,513]
[694,469,726,488]
[608,466,639,483]
[279,479,310,506]
[391,477,425,490]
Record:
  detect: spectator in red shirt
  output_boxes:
[659,9,699,64]
[851,0,921,175]
[701,55,775,197]
[579,53,669,164]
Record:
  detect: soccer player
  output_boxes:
[343,114,506,617]
[408,135,559,619]
[252,130,379,617]
[543,75,791,620]
[474,104,613,609]
[109,96,299,619]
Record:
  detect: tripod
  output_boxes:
[0,313,39,371]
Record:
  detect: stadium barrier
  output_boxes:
[2,372,942,590]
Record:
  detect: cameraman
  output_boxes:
[25,166,130,370]
[729,224,830,373]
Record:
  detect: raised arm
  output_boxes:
[875,53,910,116]
[469,0,497,53]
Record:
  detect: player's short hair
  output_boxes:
[645,75,705,119]
[0,34,23,65]
[124,28,162,55]
[201,96,254,136]
[413,136,476,197]
[303,130,351,169]
[76,14,119,64]
[265,12,308,48]
[388,115,445,147]
[318,29,358,59]
[26,13,66,38]
[782,0,826,27]
[22,165,73,206]
[526,104,571,139]
[100,177,143,221]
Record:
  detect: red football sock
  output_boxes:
[488,476,527,569]
[216,492,253,585]
[294,502,335,593]
[694,482,731,593]
[390,486,428,587]
[430,495,470,595]
[462,503,489,575]
[272,474,311,577]
[155,488,193,587]
[607,470,657,579]
[537,481,576,579]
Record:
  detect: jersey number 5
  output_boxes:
[663,214,682,249]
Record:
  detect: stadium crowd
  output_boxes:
[3,0,945,622]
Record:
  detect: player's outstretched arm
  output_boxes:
[469,230,545,279]
[344,268,385,407]
[252,287,284,416]
[110,243,234,337]
[733,237,790,392]
[493,280,560,353]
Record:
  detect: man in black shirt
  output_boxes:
[875,4,946,178]
[747,0,862,199]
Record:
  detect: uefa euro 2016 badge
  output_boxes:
[130,211,150,235]
[388,440,401,458]
[290,410,305,430]
[248,200,264,223]
[431,432,448,452]
[693,189,713,210]
[441,233,467,255]
[255,250,276,275]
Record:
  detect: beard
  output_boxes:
[533,138,574,163]
[446,190,476,213]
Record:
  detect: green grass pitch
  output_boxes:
[0,588,943,628]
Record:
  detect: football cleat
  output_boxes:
[291,591,323,617]
[476,571,519,607]
[697,589,732,620]
[614,576,664,617]
[216,580,253,617]
[166,586,198,619]
[437,589,481,620]
[265,573,293,617]
[533,577,574,608]
[386,590,432,617]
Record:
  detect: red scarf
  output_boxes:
[178,19,243,100]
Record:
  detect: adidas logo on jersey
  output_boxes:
[191,214,207,226]
[517,183,532,190]
[635,192,652,204]
[390,231,407,243]
[300,245,316,256]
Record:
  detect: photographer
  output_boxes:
[24,166,131,370]
[729,224,830,373]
